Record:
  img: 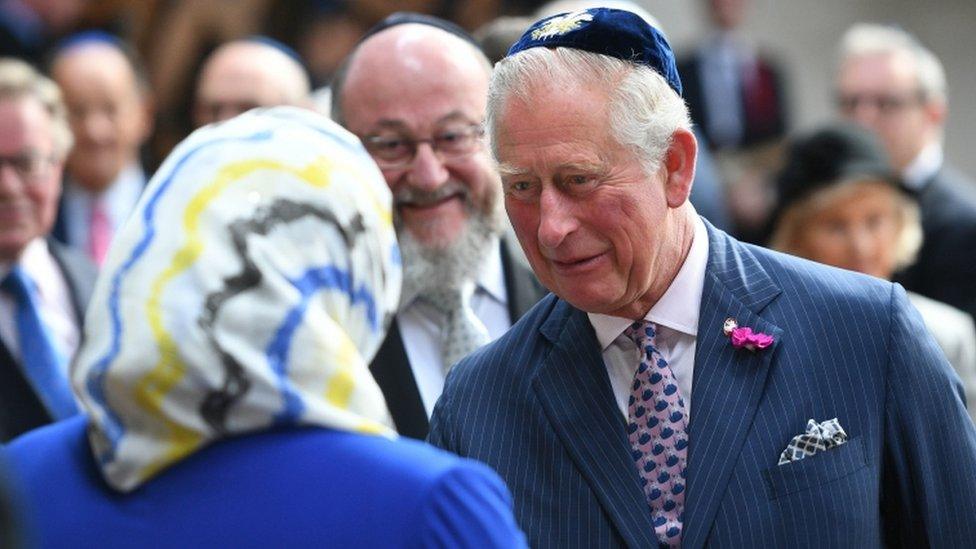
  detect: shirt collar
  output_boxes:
[0,237,50,281]
[589,215,709,350]
[902,141,943,191]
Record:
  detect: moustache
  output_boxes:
[394,182,470,208]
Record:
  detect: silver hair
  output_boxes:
[486,47,690,175]
[839,23,947,104]
[0,57,74,158]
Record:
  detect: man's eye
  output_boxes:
[375,138,406,151]
[367,137,411,158]
[437,131,464,144]
[505,179,535,195]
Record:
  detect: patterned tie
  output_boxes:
[421,286,490,373]
[89,199,111,266]
[624,320,689,547]
[1,266,79,420]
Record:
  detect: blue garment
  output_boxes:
[5,416,527,548]
[1,267,77,420]
[428,219,976,548]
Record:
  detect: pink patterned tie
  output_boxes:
[89,200,111,266]
[624,320,688,547]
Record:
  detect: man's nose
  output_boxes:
[79,111,115,144]
[0,164,23,195]
[537,187,578,250]
[405,143,450,191]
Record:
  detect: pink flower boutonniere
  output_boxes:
[723,318,774,352]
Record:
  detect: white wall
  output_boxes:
[640,0,976,178]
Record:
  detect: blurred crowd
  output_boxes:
[1,0,975,545]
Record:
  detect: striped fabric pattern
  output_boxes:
[429,220,976,548]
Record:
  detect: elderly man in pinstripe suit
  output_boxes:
[428,8,976,548]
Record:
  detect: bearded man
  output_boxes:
[332,13,545,439]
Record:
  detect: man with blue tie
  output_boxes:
[428,8,976,548]
[0,58,94,442]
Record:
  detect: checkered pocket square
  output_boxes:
[778,418,848,465]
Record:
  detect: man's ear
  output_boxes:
[663,127,697,208]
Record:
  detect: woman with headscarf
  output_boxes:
[3,107,527,547]
[769,123,976,420]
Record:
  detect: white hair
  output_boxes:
[486,47,690,175]
[839,23,947,104]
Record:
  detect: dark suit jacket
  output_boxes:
[370,238,546,440]
[679,52,787,151]
[0,240,96,442]
[894,165,976,321]
[429,221,976,548]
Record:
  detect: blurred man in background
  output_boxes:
[837,23,976,320]
[49,33,152,266]
[193,37,311,127]
[0,58,94,442]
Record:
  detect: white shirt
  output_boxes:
[902,141,943,192]
[0,238,80,370]
[62,162,145,255]
[588,216,709,421]
[399,238,511,416]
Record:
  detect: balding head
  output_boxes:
[332,24,491,126]
[194,39,311,128]
[51,39,151,193]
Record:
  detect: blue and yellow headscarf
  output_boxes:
[71,107,401,491]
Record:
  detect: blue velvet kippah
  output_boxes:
[506,7,682,96]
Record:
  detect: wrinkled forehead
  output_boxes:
[838,50,920,93]
[0,96,56,153]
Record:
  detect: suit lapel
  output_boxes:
[369,321,429,439]
[47,239,96,324]
[532,300,659,548]
[681,224,783,548]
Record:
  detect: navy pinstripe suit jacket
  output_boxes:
[429,221,976,548]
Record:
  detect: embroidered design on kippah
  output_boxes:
[530,10,594,40]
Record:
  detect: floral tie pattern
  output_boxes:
[422,286,490,373]
[624,321,688,547]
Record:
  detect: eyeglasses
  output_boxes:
[361,124,485,169]
[0,153,55,181]
[836,91,926,116]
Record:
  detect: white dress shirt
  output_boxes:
[399,238,511,416]
[901,141,943,192]
[588,216,709,421]
[62,162,145,254]
[0,238,80,370]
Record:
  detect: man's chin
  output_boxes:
[399,226,464,253]
[410,233,460,253]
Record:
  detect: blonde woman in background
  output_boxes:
[770,123,976,420]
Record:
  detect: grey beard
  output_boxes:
[399,203,504,307]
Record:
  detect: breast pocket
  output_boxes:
[762,437,867,500]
